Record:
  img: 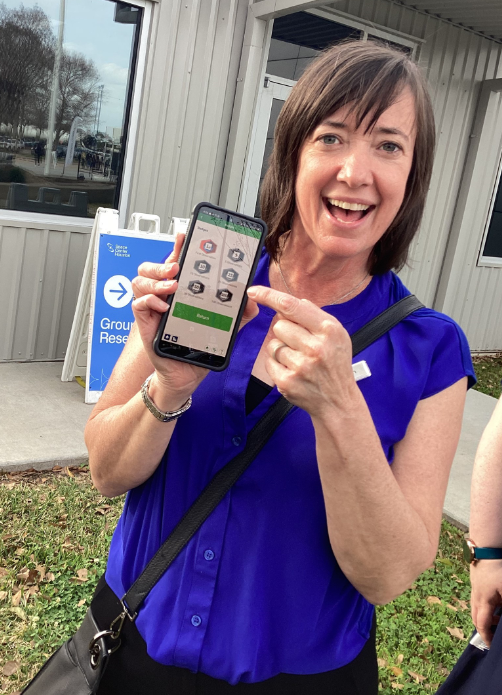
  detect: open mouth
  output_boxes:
[324,198,375,223]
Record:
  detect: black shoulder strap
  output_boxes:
[351,295,424,357]
[121,293,424,617]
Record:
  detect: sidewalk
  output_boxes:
[0,361,497,530]
[0,362,93,471]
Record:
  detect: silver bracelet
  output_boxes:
[141,374,192,422]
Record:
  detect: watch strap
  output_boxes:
[474,547,502,560]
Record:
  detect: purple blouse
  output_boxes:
[106,251,475,684]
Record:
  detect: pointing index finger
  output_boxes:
[247,285,323,332]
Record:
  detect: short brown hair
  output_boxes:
[260,40,435,274]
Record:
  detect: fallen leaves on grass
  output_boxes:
[70,568,88,584]
[446,627,465,640]
[408,670,426,683]
[427,596,442,605]
[453,598,469,611]
[2,660,20,676]
[94,505,113,516]
[11,590,22,607]
[16,568,40,585]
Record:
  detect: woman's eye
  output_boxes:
[320,135,340,145]
[380,142,401,153]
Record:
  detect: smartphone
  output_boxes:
[153,202,267,370]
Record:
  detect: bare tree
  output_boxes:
[0,3,55,136]
[0,4,102,143]
[53,51,101,144]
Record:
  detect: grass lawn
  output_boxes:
[1,356,501,694]
[471,353,502,399]
[0,468,471,695]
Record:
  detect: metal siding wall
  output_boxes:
[326,1,502,351]
[439,89,502,351]
[0,221,90,362]
[128,0,248,224]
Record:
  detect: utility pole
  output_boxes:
[44,0,65,176]
[94,84,104,135]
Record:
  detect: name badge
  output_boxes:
[352,360,371,382]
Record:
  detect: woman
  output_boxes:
[85,41,475,694]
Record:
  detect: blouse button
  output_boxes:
[204,549,215,561]
[191,615,202,627]
[232,436,242,446]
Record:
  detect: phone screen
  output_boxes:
[155,205,265,369]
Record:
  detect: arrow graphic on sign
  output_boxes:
[103,275,133,308]
[109,283,128,301]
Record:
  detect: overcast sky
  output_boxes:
[1,0,137,134]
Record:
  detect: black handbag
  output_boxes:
[21,294,423,695]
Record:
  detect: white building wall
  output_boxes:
[0,216,91,361]
[435,83,502,351]
[127,0,249,224]
[3,0,502,361]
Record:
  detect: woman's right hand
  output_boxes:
[131,232,260,403]
[131,233,209,402]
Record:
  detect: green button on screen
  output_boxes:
[172,302,233,332]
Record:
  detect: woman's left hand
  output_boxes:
[247,285,358,416]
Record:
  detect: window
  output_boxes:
[265,10,415,82]
[266,13,362,81]
[0,0,143,219]
[481,165,502,259]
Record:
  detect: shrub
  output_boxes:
[0,165,26,183]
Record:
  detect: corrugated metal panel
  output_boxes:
[128,0,249,223]
[327,1,502,330]
[0,219,91,361]
[396,1,502,42]
[436,86,502,351]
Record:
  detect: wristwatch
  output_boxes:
[141,374,192,422]
[463,537,502,565]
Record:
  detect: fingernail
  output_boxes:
[247,287,257,297]
[163,280,174,288]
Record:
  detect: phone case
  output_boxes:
[153,202,267,371]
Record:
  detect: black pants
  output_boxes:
[92,578,378,695]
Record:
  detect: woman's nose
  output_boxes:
[336,150,373,188]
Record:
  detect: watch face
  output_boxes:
[463,538,475,564]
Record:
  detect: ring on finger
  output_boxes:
[272,342,287,362]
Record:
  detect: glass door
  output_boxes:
[241,77,292,217]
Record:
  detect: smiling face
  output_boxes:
[291,88,417,268]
